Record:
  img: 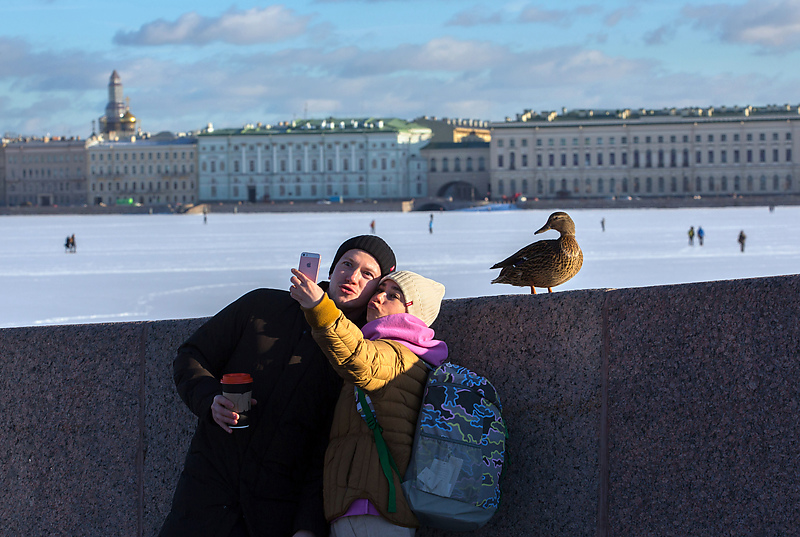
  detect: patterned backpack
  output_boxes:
[401,362,507,530]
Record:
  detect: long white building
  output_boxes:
[490,105,799,200]
[197,118,431,202]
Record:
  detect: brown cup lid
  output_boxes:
[221,373,253,384]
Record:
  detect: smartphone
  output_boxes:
[298,252,321,282]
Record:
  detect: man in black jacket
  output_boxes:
[160,235,397,537]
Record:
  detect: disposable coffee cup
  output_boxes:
[221,373,253,429]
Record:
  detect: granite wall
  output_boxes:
[1,274,797,537]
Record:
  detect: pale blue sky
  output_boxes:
[2,0,800,137]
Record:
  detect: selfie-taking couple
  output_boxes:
[160,235,448,537]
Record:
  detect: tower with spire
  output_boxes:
[98,70,137,139]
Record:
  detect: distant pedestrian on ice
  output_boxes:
[203,205,208,224]
[370,219,375,234]
[688,226,695,246]
[429,213,434,234]
[64,235,72,253]
[70,234,76,253]
[697,226,705,246]
[738,230,747,252]
[600,217,605,232]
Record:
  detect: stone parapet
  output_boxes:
[1,275,797,536]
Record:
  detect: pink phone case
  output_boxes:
[299,252,320,281]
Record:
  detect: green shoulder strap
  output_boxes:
[355,385,401,513]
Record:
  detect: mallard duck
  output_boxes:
[490,211,583,294]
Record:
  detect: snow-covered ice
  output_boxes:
[1,206,797,328]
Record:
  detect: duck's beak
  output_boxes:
[534,223,551,235]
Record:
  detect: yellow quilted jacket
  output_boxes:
[303,294,429,528]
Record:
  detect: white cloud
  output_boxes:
[3,29,800,138]
[518,4,600,26]
[446,6,505,27]
[684,0,800,52]
[113,6,312,46]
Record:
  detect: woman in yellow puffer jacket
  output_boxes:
[290,269,448,537]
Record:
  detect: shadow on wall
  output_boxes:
[0,274,798,537]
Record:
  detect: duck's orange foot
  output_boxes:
[530,286,537,294]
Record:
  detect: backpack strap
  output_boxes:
[354,385,401,513]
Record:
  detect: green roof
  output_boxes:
[502,104,800,126]
[199,117,430,137]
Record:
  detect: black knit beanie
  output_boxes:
[328,235,396,277]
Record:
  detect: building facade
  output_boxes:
[421,139,491,200]
[2,137,88,207]
[197,118,431,203]
[490,105,800,200]
[413,117,491,143]
[86,133,197,206]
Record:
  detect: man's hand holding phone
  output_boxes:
[290,252,324,309]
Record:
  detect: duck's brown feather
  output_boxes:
[491,211,583,291]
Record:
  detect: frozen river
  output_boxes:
[1,205,797,328]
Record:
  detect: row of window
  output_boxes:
[495,174,794,196]
[497,148,793,169]
[8,181,81,193]
[205,141,396,152]
[90,151,194,162]
[207,175,419,185]
[208,180,425,199]
[7,154,83,164]
[496,131,794,148]
[90,180,194,192]
[8,194,85,205]
[91,164,194,176]
[17,168,82,179]
[201,158,401,173]
[428,156,486,172]
[94,195,194,205]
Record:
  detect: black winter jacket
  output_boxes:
[160,288,342,537]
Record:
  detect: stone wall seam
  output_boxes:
[137,322,150,537]
[597,290,611,537]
